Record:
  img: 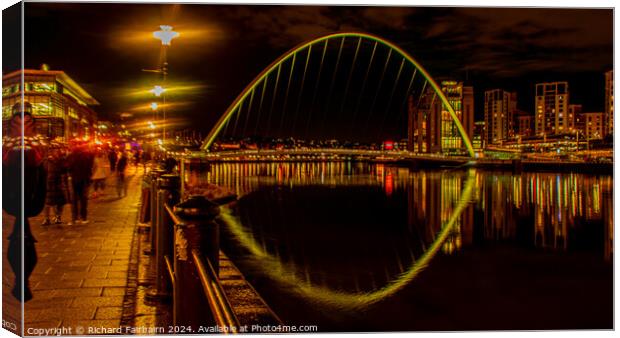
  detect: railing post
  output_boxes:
[180,156,186,198]
[173,195,221,326]
[146,173,180,301]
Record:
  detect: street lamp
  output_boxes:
[150,85,165,97]
[153,25,179,46]
[150,102,158,111]
[152,25,179,145]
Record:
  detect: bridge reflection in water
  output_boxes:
[185,162,613,330]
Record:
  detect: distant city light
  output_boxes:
[150,102,158,111]
[153,25,179,46]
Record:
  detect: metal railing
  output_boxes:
[192,249,239,331]
[141,168,240,332]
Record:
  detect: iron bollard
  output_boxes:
[146,174,180,301]
[174,195,221,273]
[139,175,152,224]
[172,195,221,326]
[146,169,167,255]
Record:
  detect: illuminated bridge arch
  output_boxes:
[202,32,475,158]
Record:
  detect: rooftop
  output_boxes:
[3,68,99,105]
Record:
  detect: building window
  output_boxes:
[30,82,56,93]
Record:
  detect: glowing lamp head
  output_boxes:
[150,102,158,111]
[153,25,179,46]
[150,85,165,97]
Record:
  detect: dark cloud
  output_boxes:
[17,4,613,130]
[423,8,613,77]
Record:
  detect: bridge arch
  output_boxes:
[202,32,475,158]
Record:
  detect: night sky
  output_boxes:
[6,3,614,139]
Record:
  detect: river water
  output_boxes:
[185,162,613,331]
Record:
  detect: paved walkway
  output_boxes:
[2,165,145,335]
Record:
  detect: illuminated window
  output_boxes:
[2,104,11,119]
[30,82,56,92]
[67,107,79,119]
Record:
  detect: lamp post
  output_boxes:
[153,25,179,145]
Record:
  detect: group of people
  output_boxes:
[42,144,143,226]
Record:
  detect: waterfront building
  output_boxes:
[534,82,570,136]
[484,89,517,144]
[605,70,613,135]
[2,65,98,140]
[582,112,605,139]
[407,95,415,152]
[515,113,534,138]
[408,81,473,154]
[570,104,584,136]
[472,121,485,150]
[461,85,475,144]
[440,80,474,154]
[408,89,442,153]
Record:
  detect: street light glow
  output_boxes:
[153,25,179,46]
[150,102,158,110]
[150,85,165,97]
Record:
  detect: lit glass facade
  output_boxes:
[2,68,99,140]
[440,81,474,154]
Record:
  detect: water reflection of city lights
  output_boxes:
[191,162,613,263]
[216,168,477,310]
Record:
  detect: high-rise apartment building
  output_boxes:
[605,70,613,135]
[483,89,517,144]
[535,82,570,136]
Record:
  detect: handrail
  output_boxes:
[164,203,183,226]
[192,249,240,333]
[164,255,175,287]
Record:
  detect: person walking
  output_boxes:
[67,143,95,225]
[41,148,69,225]
[116,151,129,198]
[133,150,141,167]
[91,149,110,198]
[108,148,118,172]
[141,149,151,172]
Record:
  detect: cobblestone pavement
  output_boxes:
[3,165,145,335]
